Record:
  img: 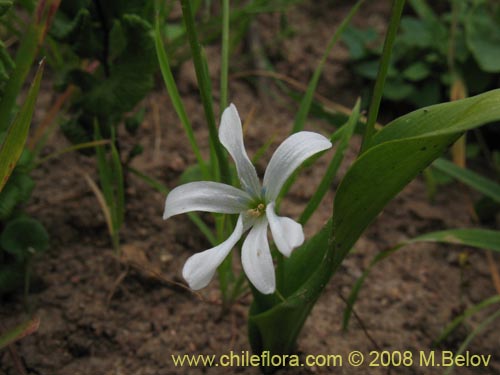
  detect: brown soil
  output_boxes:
[1,1,499,375]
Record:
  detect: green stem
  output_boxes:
[360,0,405,153]
[220,0,230,112]
[179,0,231,184]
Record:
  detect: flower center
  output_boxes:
[247,203,266,218]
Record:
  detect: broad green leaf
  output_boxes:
[249,223,332,355]
[407,81,440,108]
[465,4,500,73]
[248,89,500,357]
[383,79,415,100]
[341,25,378,60]
[432,158,500,204]
[0,60,44,193]
[402,62,430,81]
[76,15,157,117]
[0,0,12,16]
[343,228,500,329]
[1,217,49,261]
[0,171,35,220]
[367,89,500,145]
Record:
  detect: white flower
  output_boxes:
[163,104,332,294]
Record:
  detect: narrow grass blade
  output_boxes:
[180,0,231,183]
[0,316,40,349]
[0,59,44,193]
[434,294,500,346]
[0,0,59,131]
[292,0,363,133]
[154,12,208,178]
[360,0,405,152]
[220,0,230,111]
[80,170,114,239]
[443,309,500,375]
[110,138,125,230]
[343,228,500,330]
[299,99,360,225]
[35,140,110,165]
[93,123,113,213]
[432,158,500,203]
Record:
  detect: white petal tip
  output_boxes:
[258,285,276,295]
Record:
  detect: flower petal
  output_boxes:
[263,131,332,201]
[241,218,275,294]
[163,181,251,219]
[219,104,261,196]
[182,215,245,290]
[266,202,304,257]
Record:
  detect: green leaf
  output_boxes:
[179,0,231,184]
[249,222,332,355]
[341,25,378,60]
[0,0,12,16]
[407,81,440,107]
[248,89,500,357]
[1,217,49,260]
[343,228,500,329]
[466,4,500,73]
[383,79,415,100]
[292,0,363,133]
[399,17,434,48]
[0,29,37,131]
[434,294,500,346]
[51,8,104,59]
[299,100,360,225]
[443,309,500,375]
[0,60,44,193]
[432,158,500,203]
[154,12,207,177]
[75,15,157,117]
[0,316,39,349]
[402,62,430,81]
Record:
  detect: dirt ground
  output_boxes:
[1,1,499,374]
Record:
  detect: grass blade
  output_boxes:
[0,316,40,349]
[432,158,500,203]
[443,309,500,375]
[154,11,208,178]
[180,0,231,184]
[292,0,364,133]
[0,0,59,131]
[434,294,500,346]
[343,228,500,330]
[299,99,360,225]
[360,0,405,152]
[220,0,230,111]
[0,59,44,193]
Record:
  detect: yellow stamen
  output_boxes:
[247,203,266,217]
